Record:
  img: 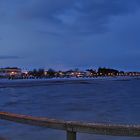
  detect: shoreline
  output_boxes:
[0,76,139,89]
[0,76,139,82]
[2,75,140,80]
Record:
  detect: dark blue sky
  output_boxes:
[0,0,140,71]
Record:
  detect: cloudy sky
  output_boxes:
[0,0,140,71]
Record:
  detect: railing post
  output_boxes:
[67,131,76,140]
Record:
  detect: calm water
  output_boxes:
[0,78,140,140]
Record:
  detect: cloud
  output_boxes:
[0,0,140,70]
[0,56,20,59]
[1,0,140,34]
[13,0,140,34]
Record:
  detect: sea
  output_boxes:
[0,77,140,140]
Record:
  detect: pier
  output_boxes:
[0,112,140,140]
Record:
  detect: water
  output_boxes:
[0,78,140,140]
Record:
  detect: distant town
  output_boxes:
[0,67,140,80]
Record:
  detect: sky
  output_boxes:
[0,0,140,71]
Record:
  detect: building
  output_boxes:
[0,67,22,77]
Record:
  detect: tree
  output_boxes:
[98,67,119,76]
[47,69,55,77]
[38,69,45,77]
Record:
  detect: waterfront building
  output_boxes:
[0,67,22,77]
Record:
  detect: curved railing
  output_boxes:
[0,112,140,140]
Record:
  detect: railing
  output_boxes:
[0,112,140,140]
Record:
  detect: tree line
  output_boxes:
[25,67,125,78]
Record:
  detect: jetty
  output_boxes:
[0,112,140,140]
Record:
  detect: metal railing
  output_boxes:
[0,112,140,140]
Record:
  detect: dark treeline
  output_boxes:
[28,68,55,78]
[25,67,126,78]
[97,67,123,76]
[2,66,139,80]
[28,69,45,77]
[1,67,139,80]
